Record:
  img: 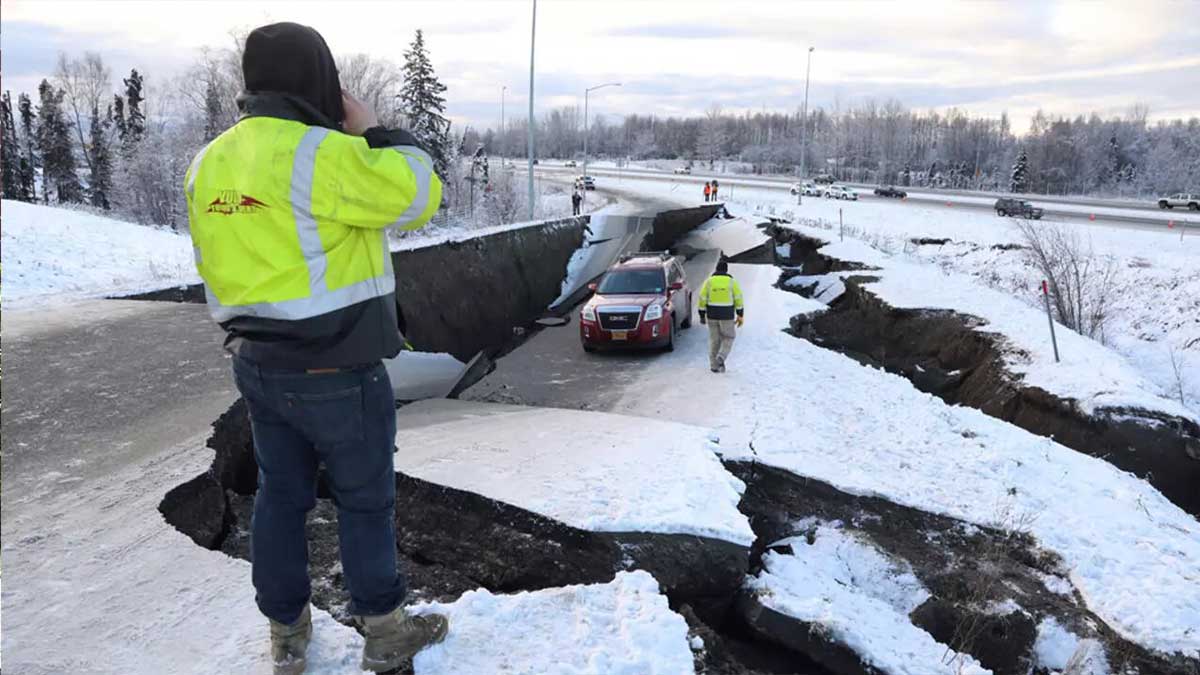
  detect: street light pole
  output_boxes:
[527,0,537,221]
[798,46,814,206]
[582,82,621,203]
[500,85,506,160]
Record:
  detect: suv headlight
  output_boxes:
[643,303,664,321]
[582,305,597,322]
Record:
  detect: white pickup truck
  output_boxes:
[1158,193,1200,210]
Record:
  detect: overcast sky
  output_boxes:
[3,0,1199,134]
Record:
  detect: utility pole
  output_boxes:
[501,85,506,160]
[583,82,621,204]
[797,46,814,206]
[527,0,537,221]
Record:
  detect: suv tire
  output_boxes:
[681,298,693,329]
[664,317,675,352]
[1190,203,1199,211]
[997,209,1007,217]
[583,344,596,353]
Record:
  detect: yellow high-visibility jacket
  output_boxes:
[184,100,442,368]
[698,274,744,321]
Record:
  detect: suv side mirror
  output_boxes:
[669,281,684,291]
[587,282,598,292]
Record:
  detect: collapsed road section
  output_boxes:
[772,224,1200,517]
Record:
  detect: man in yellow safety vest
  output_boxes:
[697,260,745,372]
[184,22,447,674]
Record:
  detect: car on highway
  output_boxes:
[874,185,907,198]
[575,175,596,190]
[673,166,692,175]
[579,251,692,352]
[565,160,577,167]
[789,181,819,196]
[823,185,858,201]
[1157,193,1199,210]
[813,174,836,185]
[994,197,1044,219]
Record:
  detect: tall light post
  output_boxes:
[527,0,537,220]
[798,46,814,206]
[583,82,621,203]
[500,85,507,159]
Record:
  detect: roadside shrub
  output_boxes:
[1015,220,1119,343]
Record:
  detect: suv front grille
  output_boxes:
[598,309,642,331]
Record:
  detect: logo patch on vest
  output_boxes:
[207,190,269,215]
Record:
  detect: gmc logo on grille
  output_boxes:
[610,316,629,323]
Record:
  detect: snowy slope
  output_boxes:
[1,200,199,308]
[792,224,1197,422]
[393,399,754,545]
[412,571,694,675]
[748,523,989,675]
[610,264,1200,658]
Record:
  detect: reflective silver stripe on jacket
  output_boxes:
[387,145,437,229]
[186,142,213,200]
[205,128,395,323]
[291,127,332,295]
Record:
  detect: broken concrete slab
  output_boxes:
[393,399,755,546]
[679,215,772,261]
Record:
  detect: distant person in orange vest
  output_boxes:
[703,181,711,202]
[711,179,719,201]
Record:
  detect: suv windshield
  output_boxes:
[598,268,665,294]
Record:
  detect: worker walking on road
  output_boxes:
[711,179,719,201]
[698,260,744,373]
[703,181,712,202]
[572,188,583,215]
[184,22,448,675]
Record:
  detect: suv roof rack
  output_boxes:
[618,251,673,264]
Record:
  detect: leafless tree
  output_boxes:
[54,51,111,174]
[1016,220,1119,342]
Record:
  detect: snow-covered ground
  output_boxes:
[1,199,200,309]
[412,570,694,675]
[747,522,988,675]
[610,263,1200,659]
[788,224,1196,422]
[393,399,755,545]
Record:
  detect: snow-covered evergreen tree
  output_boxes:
[398,29,450,177]
[36,79,82,203]
[1,91,20,200]
[111,94,127,141]
[204,78,224,142]
[1010,150,1029,193]
[88,102,113,209]
[17,93,38,201]
[122,69,145,147]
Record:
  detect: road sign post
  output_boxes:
[1042,280,1060,363]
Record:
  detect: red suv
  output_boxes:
[580,252,693,352]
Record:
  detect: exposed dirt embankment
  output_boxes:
[774,227,1200,517]
[728,460,1198,675]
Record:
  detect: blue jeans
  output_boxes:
[231,355,404,625]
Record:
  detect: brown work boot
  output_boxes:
[269,605,312,675]
[357,607,449,672]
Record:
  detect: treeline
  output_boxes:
[0,30,465,229]
[476,102,1200,197]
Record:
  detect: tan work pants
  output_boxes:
[708,319,737,369]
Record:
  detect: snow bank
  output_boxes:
[412,571,693,675]
[748,523,988,675]
[613,264,1200,658]
[1,199,199,308]
[393,399,755,545]
[1032,618,1109,675]
[790,223,1197,422]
